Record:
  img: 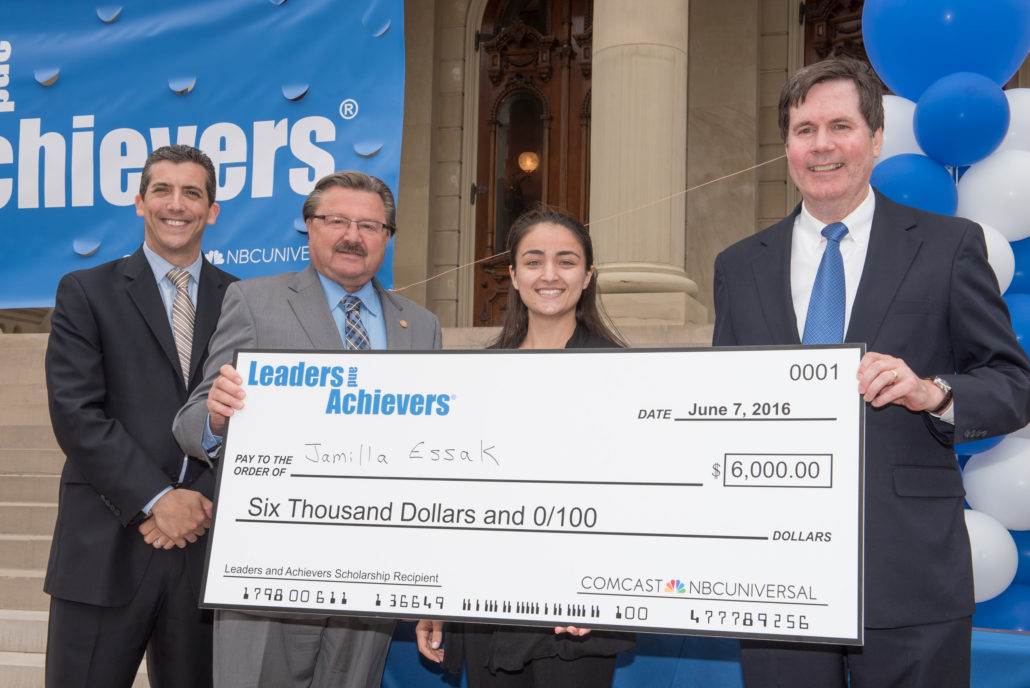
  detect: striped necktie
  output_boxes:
[167,268,195,384]
[343,295,371,350]
[802,222,849,345]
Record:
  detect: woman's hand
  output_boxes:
[415,619,445,662]
[554,625,592,636]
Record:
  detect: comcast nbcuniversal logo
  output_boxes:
[664,579,686,594]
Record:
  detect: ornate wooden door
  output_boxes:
[472,0,593,326]
[802,0,868,66]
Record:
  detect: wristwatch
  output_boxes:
[928,376,953,414]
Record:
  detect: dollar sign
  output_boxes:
[712,463,721,478]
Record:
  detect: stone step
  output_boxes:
[0,651,149,688]
[0,505,57,536]
[0,450,65,476]
[0,475,59,503]
[0,427,59,451]
[0,651,45,688]
[0,385,48,407]
[0,536,52,570]
[0,405,50,426]
[0,610,47,654]
[0,334,48,350]
[0,345,46,386]
[0,570,47,612]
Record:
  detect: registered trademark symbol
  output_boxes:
[339,99,359,120]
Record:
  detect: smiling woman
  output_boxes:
[488,207,625,350]
[414,207,633,687]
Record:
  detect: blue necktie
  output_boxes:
[802,222,849,345]
[342,295,370,350]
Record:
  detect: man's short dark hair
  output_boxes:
[139,145,217,204]
[778,58,884,141]
[302,171,397,234]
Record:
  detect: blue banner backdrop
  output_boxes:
[0,0,405,307]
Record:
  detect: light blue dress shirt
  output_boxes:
[316,273,388,350]
[141,243,203,514]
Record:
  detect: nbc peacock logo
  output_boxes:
[664,579,686,594]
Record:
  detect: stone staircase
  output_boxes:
[0,334,147,687]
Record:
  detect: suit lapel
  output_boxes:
[190,260,230,388]
[753,214,802,345]
[287,265,345,349]
[377,279,411,351]
[123,248,184,383]
[845,192,922,345]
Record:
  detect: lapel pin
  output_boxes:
[399,319,408,328]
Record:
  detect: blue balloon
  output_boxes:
[974,583,1030,631]
[956,436,1005,456]
[870,154,957,215]
[1009,238,1030,294]
[915,73,1010,167]
[1004,294,1030,356]
[863,0,1030,101]
[1013,530,1030,587]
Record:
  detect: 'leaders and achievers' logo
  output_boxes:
[0,1,405,307]
[244,359,453,417]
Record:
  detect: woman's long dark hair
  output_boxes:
[489,207,625,349]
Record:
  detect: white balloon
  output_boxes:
[977,222,1015,294]
[995,89,1030,155]
[957,150,1030,242]
[875,95,923,167]
[964,437,1030,529]
[1008,420,1030,441]
[965,509,1018,602]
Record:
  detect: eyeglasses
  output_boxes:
[310,215,394,235]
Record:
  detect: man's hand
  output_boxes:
[415,619,445,662]
[207,364,246,436]
[138,517,175,550]
[857,352,947,412]
[146,488,213,548]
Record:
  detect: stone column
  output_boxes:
[589,0,706,326]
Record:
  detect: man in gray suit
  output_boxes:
[173,170,442,688]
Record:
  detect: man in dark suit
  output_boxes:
[713,58,1030,688]
[173,170,442,688]
[44,144,237,687]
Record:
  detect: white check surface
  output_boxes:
[202,345,864,643]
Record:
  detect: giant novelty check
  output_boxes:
[202,345,865,644]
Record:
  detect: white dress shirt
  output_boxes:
[790,187,875,339]
[789,187,954,422]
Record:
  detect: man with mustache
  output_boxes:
[713,58,1030,687]
[173,170,441,688]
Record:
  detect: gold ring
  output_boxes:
[890,369,899,383]
[155,538,162,547]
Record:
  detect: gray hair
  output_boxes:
[302,171,397,234]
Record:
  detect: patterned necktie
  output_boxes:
[167,268,195,384]
[342,295,371,350]
[802,222,849,345]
